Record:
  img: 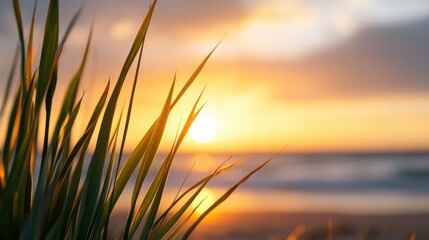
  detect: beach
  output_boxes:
[191,212,429,239]
[108,211,429,239]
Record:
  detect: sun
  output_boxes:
[190,114,217,143]
[192,189,216,215]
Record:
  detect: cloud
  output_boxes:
[216,0,429,60]
[265,17,429,100]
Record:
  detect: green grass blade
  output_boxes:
[103,39,220,220]
[0,47,18,118]
[153,160,227,240]
[59,81,109,237]
[5,78,35,190]
[104,44,144,240]
[164,197,205,240]
[89,112,122,238]
[12,0,26,84]
[34,94,83,208]
[77,2,157,237]
[49,14,90,167]
[1,88,21,181]
[36,0,59,111]
[143,93,207,240]
[50,96,84,176]
[153,156,244,227]
[0,86,37,237]
[127,133,179,238]
[25,0,38,88]
[171,38,223,109]
[56,122,94,187]
[122,79,174,239]
[41,6,82,187]
[181,159,272,240]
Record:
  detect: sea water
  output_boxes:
[159,152,429,214]
[33,152,429,214]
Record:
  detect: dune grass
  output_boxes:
[0,0,270,239]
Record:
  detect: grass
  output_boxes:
[0,0,270,239]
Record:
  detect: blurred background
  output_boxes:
[1,0,429,239]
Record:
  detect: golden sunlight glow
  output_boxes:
[192,189,216,215]
[110,20,135,40]
[190,114,217,143]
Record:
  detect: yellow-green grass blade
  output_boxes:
[1,58,21,177]
[67,189,82,239]
[122,79,174,239]
[106,41,220,226]
[104,44,143,240]
[25,0,38,88]
[127,127,181,238]
[0,47,18,118]
[139,99,208,238]
[152,161,196,235]
[139,153,175,240]
[34,94,83,208]
[143,93,207,238]
[117,44,143,166]
[56,123,95,187]
[0,94,37,237]
[5,78,35,190]
[41,6,82,183]
[12,0,25,84]
[181,159,272,239]
[14,76,35,161]
[164,197,206,240]
[173,162,195,204]
[77,2,157,237]
[36,0,58,111]
[153,159,227,240]
[37,95,84,226]
[171,38,223,109]
[153,156,244,227]
[103,39,220,220]
[37,0,60,201]
[48,97,84,184]
[49,17,91,169]
[60,82,109,236]
[89,112,122,238]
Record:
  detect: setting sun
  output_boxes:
[190,114,218,143]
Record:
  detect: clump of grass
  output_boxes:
[0,0,270,239]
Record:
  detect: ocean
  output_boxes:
[33,152,429,214]
[114,152,429,215]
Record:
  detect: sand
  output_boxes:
[109,211,429,239]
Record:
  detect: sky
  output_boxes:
[1,0,429,153]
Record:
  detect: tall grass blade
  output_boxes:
[25,0,38,88]
[1,87,21,181]
[89,112,122,238]
[165,197,205,240]
[123,79,174,239]
[77,2,157,237]
[104,44,144,240]
[0,47,18,118]
[36,0,58,110]
[153,156,243,227]
[154,159,227,240]
[59,82,109,237]
[181,159,272,239]
[49,23,92,175]
[12,0,25,84]
[41,6,82,186]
